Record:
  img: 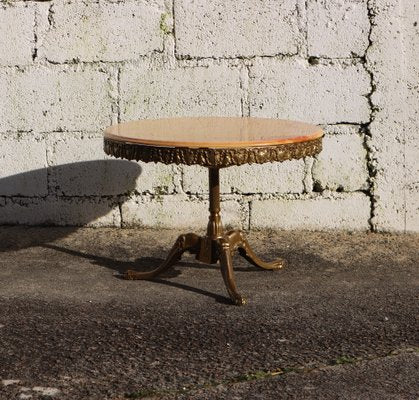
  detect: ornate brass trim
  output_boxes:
[104,137,322,168]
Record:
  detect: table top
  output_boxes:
[104,117,322,148]
[104,117,323,168]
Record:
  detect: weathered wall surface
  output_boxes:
[0,0,417,231]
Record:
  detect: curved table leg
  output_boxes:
[227,230,285,270]
[124,233,200,280]
[218,239,246,306]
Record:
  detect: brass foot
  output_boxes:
[124,233,200,280]
[218,239,246,306]
[215,230,284,305]
[227,230,285,270]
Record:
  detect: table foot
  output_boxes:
[218,239,247,306]
[231,231,285,270]
[215,230,283,305]
[123,233,200,280]
[224,230,285,270]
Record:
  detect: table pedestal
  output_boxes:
[124,168,285,305]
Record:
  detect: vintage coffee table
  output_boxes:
[104,117,323,305]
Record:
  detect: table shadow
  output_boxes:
[42,243,265,304]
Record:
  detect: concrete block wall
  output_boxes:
[0,0,417,232]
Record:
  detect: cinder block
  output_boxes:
[121,195,244,229]
[367,0,418,232]
[0,197,120,227]
[405,139,419,233]
[0,5,34,66]
[47,134,174,196]
[369,140,410,232]
[174,0,301,57]
[371,190,404,233]
[249,58,370,124]
[120,63,243,120]
[307,0,369,57]
[0,134,47,196]
[312,131,369,191]
[38,1,165,62]
[251,193,371,230]
[183,160,305,194]
[56,198,121,227]
[405,184,419,233]
[367,108,409,230]
[0,66,112,132]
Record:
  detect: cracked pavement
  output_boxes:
[0,227,418,399]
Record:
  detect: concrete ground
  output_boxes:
[0,227,418,400]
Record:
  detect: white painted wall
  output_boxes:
[0,0,417,232]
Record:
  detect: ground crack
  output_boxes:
[123,347,418,399]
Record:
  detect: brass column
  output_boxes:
[207,168,224,239]
[197,168,224,264]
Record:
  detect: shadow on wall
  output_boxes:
[0,159,142,247]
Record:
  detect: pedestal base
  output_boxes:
[124,230,284,305]
[123,168,284,305]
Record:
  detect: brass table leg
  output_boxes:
[123,167,284,305]
[225,230,285,270]
[124,233,200,280]
[218,238,246,305]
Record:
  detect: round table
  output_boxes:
[104,117,323,305]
